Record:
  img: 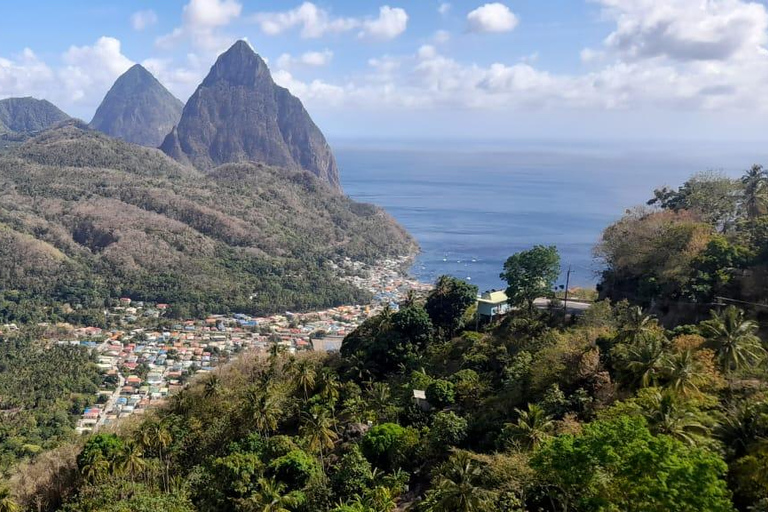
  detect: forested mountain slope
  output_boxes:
[0,122,415,321]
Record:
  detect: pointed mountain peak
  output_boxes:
[124,63,153,78]
[161,41,340,190]
[90,65,183,147]
[204,40,271,87]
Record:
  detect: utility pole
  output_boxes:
[563,265,572,313]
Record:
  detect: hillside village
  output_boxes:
[11,258,432,433]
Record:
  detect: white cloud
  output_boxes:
[595,0,768,62]
[277,49,333,69]
[467,3,519,33]
[184,0,241,28]
[253,2,358,38]
[0,37,135,118]
[253,3,407,41]
[438,3,452,15]
[142,54,208,103]
[7,0,768,137]
[272,69,346,106]
[359,6,409,40]
[157,0,242,51]
[0,49,55,101]
[131,10,158,31]
[61,37,134,103]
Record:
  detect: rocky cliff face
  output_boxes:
[160,40,340,190]
[0,97,70,135]
[90,64,183,147]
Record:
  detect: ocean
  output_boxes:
[337,140,768,293]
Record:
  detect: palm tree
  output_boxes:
[80,453,110,484]
[642,389,709,446]
[293,359,316,400]
[741,164,768,219]
[503,403,554,451]
[318,368,341,407]
[618,307,657,344]
[203,374,221,399]
[716,401,767,458]
[345,351,373,383]
[366,382,395,422]
[623,335,667,388]
[701,306,765,374]
[0,487,20,512]
[134,420,172,490]
[426,451,494,512]
[241,477,302,512]
[663,349,705,396]
[348,486,396,512]
[116,441,146,482]
[249,385,283,438]
[300,405,338,465]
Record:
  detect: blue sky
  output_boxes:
[2,0,768,141]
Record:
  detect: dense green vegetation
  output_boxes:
[0,122,415,323]
[4,163,768,511]
[0,331,102,474]
[598,166,768,321]
[5,261,768,511]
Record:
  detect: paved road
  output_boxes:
[95,371,124,430]
[94,340,124,430]
[534,298,592,315]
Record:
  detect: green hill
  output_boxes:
[0,122,416,321]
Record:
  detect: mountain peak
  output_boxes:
[124,63,153,79]
[0,97,70,135]
[161,40,340,190]
[90,64,183,147]
[203,40,271,88]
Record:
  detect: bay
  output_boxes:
[337,140,768,293]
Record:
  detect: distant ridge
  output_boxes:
[90,64,184,147]
[0,97,70,135]
[161,40,341,190]
[0,123,415,316]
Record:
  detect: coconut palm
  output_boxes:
[116,440,146,481]
[366,382,396,422]
[249,385,283,438]
[618,307,657,344]
[300,405,338,464]
[318,368,341,406]
[80,453,111,483]
[0,486,20,512]
[425,451,494,512]
[241,477,302,512]
[345,351,373,383]
[293,359,316,400]
[642,389,709,446]
[716,401,768,458]
[503,403,554,451]
[701,306,765,374]
[741,164,768,219]
[663,349,706,396]
[347,486,397,512]
[623,335,667,388]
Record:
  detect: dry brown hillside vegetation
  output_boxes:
[0,122,416,321]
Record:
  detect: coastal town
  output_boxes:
[27,258,431,434]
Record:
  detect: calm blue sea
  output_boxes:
[337,140,768,292]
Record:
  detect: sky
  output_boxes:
[3,0,768,141]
